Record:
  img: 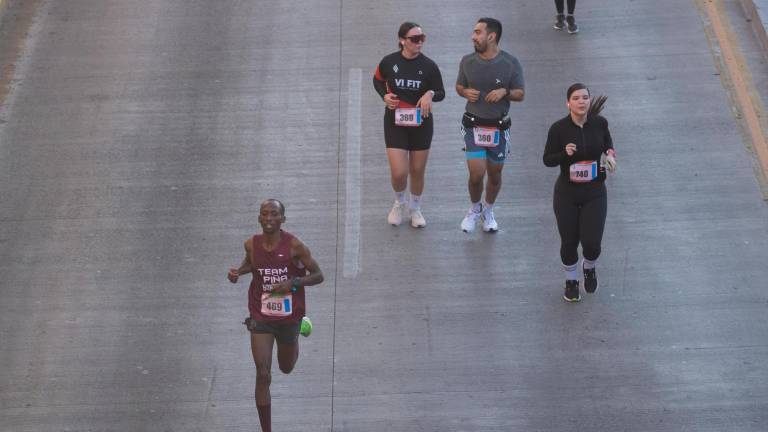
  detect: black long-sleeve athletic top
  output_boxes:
[544,114,614,184]
[373,51,445,106]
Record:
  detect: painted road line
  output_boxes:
[343,68,362,278]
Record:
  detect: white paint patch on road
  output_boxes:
[343,68,362,278]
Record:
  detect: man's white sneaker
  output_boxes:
[482,209,498,232]
[410,209,426,228]
[461,209,482,232]
[387,201,405,226]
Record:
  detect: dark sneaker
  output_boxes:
[566,15,579,34]
[583,264,598,293]
[563,280,580,302]
[553,14,565,30]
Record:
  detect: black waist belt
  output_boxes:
[462,112,511,130]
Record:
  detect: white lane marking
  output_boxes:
[343,68,362,278]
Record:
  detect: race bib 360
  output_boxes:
[473,127,500,147]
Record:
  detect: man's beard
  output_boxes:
[473,42,486,53]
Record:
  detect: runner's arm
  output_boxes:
[455,58,476,100]
[291,237,324,288]
[455,83,480,102]
[455,83,466,98]
[507,57,525,102]
[373,64,388,99]
[507,88,524,102]
[227,239,252,283]
[543,123,568,167]
[374,62,399,109]
[602,117,615,153]
[428,61,446,102]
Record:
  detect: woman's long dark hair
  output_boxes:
[567,83,606,116]
[397,22,420,50]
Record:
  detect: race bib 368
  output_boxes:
[395,107,422,127]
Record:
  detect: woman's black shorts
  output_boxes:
[383,111,433,151]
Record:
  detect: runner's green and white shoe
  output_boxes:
[300,316,313,337]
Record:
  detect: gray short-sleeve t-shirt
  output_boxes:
[456,50,524,119]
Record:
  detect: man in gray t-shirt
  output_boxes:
[456,17,525,234]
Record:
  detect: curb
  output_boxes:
[740,0,768,54]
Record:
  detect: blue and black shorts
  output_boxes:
[461,125,511,164]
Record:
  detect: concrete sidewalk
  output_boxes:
[742,0,768,52]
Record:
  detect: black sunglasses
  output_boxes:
[405,34,426,43]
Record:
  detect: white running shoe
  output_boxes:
[461,209,482,232]
[387,201,405,226]
[482,208,498,232]
[410,208,426,228]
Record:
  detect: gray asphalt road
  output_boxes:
[1,1,767,431]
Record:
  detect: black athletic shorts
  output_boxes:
[244,317,300,345]
[383,111,433,151]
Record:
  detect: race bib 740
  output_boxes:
[569,160,598,182]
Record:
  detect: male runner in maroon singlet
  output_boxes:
[227,199,323,432]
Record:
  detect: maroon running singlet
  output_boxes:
[248,230,306,323]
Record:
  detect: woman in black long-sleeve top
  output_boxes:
[544,83,616,302]
[373,22,445,228]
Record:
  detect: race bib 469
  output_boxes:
[261,292,293,317]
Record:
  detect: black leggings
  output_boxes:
[555,0,576,15]
[553,179,607,266]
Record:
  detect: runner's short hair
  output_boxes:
[262,198,285,215]
[478,17,502,43]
